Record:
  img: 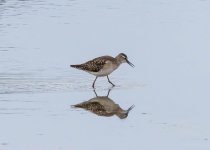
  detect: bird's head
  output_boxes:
[116,53,134,67]
[116,105,135,119]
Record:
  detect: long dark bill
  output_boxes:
[127,105,135,112]
[126,59,135,67]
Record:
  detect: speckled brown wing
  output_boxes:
[71,56,115,72]
[73,101,113,117]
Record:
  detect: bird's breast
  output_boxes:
[97,61,119,76]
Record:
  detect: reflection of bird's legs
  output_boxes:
[92,77,98,88]
[93,89,98,97]
[94,87,113,97]
[107,88,112,97]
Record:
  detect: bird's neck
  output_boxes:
[115,56,122,66]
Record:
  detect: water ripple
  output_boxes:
[0,73,143,94]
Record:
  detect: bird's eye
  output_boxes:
[121,55,127,59]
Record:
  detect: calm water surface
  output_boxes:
[0,0,210,150]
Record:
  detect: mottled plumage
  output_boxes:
[73,101,113,117]
[71,56,115,72]
[72,89,135,119]
[70,53,134,88]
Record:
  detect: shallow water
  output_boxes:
[0,0,210,150]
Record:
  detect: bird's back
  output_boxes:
[73,101,114,117]
[72,96,118,117]
[71,55,115,72]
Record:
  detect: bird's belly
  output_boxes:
[88,65,117,77]
[88,69,112,77]
[87,61,119,77]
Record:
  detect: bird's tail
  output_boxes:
[70,64,83,70]
[71,104,85,108]
[71,104,79,108]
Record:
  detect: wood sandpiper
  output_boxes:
[72,88,135,119]
[70,53,134,88]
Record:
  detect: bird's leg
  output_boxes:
[92,77,98,88]
[107,76,115,87]
[106,88,112,97]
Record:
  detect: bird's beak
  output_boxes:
[127,105,135,113]
[126,59,135,67]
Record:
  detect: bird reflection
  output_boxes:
[72,88,134,119]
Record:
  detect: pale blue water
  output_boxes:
[0,0,210,150]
